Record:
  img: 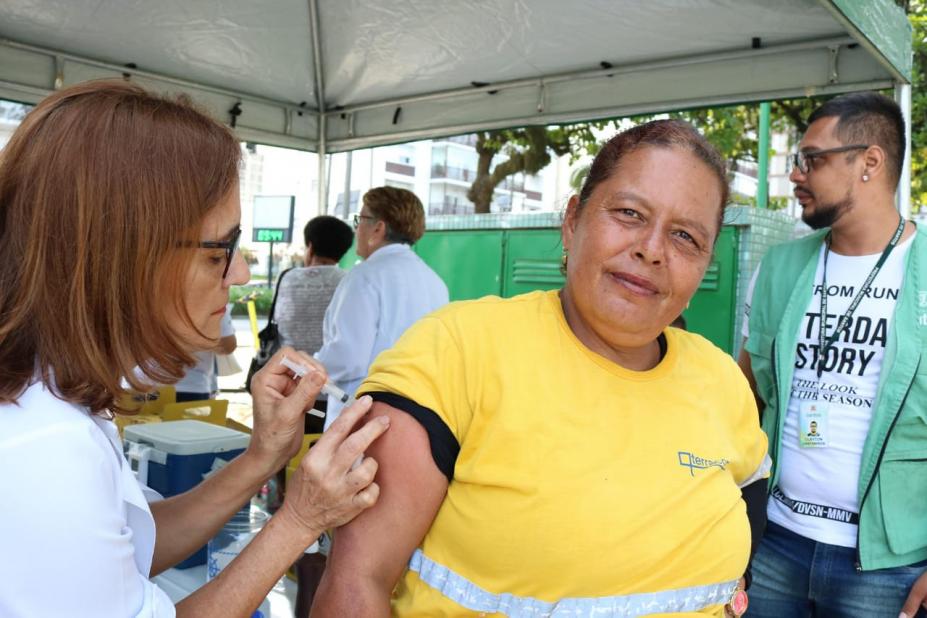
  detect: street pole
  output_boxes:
[757,101,771,209]
[267,240,274,288]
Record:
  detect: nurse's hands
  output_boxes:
[277,396,387,538]
[247,347,328,475]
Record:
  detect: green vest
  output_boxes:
[745,226,927,570]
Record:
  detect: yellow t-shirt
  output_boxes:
[360,290,768,617]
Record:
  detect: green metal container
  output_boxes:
[339,207,797,356]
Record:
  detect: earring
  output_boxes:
[862,174,870,182]
[560,251,568,274]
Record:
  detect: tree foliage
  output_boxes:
[467,2,926,213]
[467,125,601,213]
[907,3,927,213]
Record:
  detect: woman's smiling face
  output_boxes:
[561,145,722,360]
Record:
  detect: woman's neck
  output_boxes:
[559,289,663,371]
[306,256,337,267]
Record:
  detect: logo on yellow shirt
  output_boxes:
[678,451,729,477]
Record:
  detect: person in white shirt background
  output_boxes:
[173,309,236,401]
[316,186,449,428]
[0,80,389,618]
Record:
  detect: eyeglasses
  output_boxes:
[788,144,869,175]
[197,226,242,279]
[353,213,377,229]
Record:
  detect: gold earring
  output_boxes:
[560,251,568,274]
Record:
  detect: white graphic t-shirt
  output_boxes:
[744,232,914,547]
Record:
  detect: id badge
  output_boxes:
[799,401,828,448]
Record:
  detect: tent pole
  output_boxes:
[343,151,353,217]
[327,78,895,153]
[318,116,328,215]
[756,102,771,209]
[895,83,912,218]
[308,0,328,214]
[333,36,855,117]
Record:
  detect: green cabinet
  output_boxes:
[502,229,565,296]
[681,226,738,353]
[414,231,504,301]
[340,224,740,355]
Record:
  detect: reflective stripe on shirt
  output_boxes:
[409,549,737,617]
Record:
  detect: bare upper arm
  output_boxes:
[326,401,449,591]
[737,341,764,420]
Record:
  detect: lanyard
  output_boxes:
[817,216,905,378]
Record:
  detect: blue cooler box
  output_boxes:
[124,420,251,568]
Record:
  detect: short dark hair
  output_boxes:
[807,92,905,187]
[578,119,729,237]
[304,215,354,261]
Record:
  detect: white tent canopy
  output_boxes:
[0,0,911,153]
[0,0,913,211]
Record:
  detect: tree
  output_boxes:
[466,0,926,213]
[466,124,604,213]
[907,2,927,212]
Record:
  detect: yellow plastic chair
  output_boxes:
[225,417,252,434]
[117,385,177,416]
[113,386,177,436]
[161,399,229,426]
[285,433,323,486]
[140,386,176,415]
[114,413,162,435]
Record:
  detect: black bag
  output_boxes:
[245,268,293,393]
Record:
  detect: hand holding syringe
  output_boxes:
[280,355,355,418]
[280,355,364,469]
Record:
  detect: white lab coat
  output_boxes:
[316,243,448,426]
[0,380,175,617]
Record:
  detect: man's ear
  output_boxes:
[862,144,887,183]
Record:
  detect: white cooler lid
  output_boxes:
[124,420,250,455]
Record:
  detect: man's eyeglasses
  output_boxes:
[197,226,242,279]
[788,144,869,175]
[353,214,376,229]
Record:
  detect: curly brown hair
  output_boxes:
[362,186,425,245]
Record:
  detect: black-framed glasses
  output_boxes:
[353,213,376,229]
[197,226,242,279]
[788,144,869,175]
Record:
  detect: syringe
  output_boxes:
[280,355,365,470]
[279,355,355,419]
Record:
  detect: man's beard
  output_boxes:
[800,189,853,230]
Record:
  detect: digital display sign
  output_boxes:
[252,195,295,243]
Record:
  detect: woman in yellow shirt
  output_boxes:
[311,120,768,618]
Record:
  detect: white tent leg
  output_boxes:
[895,83,912,218]
[318,114,328,215]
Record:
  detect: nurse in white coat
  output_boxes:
[0,80,388,618]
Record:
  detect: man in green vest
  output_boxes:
[740,91,927,617]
